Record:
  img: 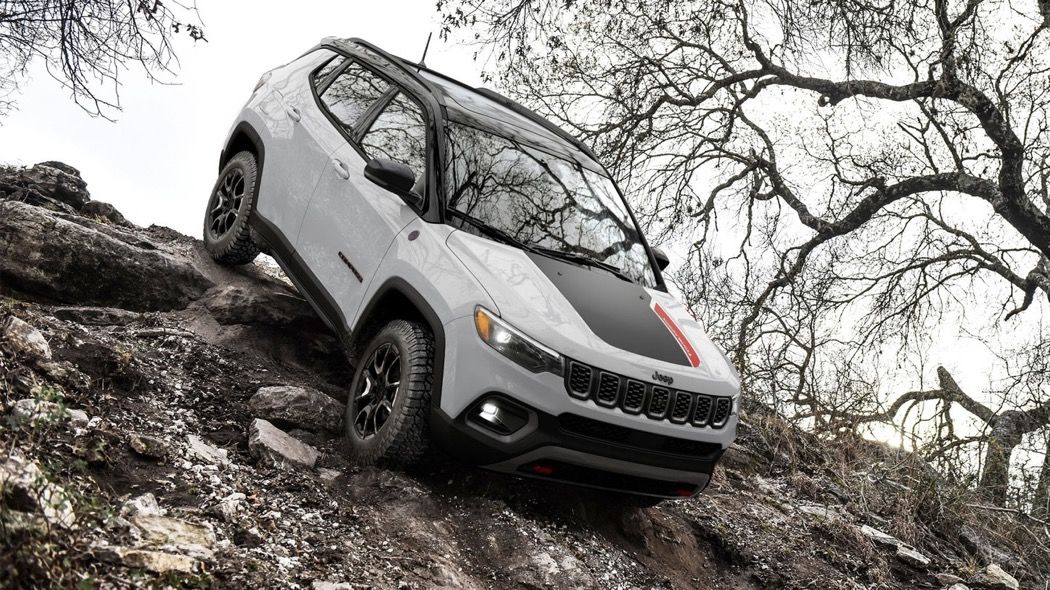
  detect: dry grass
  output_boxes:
[733,397,1050,585]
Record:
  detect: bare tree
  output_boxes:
[0,0,205,118]
[1035,435,1050,517]
[441,0,1050,506]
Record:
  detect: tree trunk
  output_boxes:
[979,414,1024,506]
[1033,437,1050,518]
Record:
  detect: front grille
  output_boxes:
[595,372,620,407]
[648,387,670,418]
[670,391,693,423]
[563,360,733,430]
[692,395,713,426]
[568,363,592,399]
[623,381,646,414]
[711,397,733,426]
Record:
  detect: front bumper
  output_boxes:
[431,316,738,497]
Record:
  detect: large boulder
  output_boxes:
[249,385,343,433]
[0,201,213,311]
[0,162,91,210]
[202,284,321,328]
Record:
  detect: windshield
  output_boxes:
[444,122,657,287]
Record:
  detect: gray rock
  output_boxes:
[859,524,899,547]
[288,428,326,447]
[317,468,342,485]
[2,316,51,359]
[10,398,87,426]
[51,306,141,326]
[202,284,321,328]
[895,545,930,568]
[128,433,170,459]
[130,514,215,557]
[79,200,128,226]
[248,418,321,469]
[0,162,90,209]
[121,493,215,558]
[217,492,246,519]
[970,564,1019,590]
[0,451,76,528]
[959,525,1013,565]
[185,434,230,466]
[122,493,164,517]
[947,584,970,590]
[0,201,213,311]
[109,547,201,574]
[936,573,965,585]
[249,385,343,433]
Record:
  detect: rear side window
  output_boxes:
[319,61,390,131]
[312,56,344,89]
[361,93,427,181]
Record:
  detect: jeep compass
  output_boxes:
[203,38,740,499]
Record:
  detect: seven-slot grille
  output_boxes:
[564,360,734,429]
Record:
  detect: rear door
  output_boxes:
[253,50,338,243]
[297,88,428,331]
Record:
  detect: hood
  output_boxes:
[446,231,739,396]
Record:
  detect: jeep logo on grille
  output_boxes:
[651,371,674,386]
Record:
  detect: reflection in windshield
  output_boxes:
[444,122,656,287]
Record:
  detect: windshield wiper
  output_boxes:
[531,246,634,284]
[448,210,635,284]
[447,210,537,253]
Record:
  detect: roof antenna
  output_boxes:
[417,32,432,70]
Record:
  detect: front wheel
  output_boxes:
[203,151,261,265]
[345,319,434,465]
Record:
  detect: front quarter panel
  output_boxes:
[353,218,495,337]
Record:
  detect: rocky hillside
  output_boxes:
[0,162,1046,589]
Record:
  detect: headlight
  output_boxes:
[474,306,563,376]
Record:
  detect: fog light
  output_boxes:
[468,397,529,436]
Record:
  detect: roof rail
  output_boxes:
[335,38,598,164]
[337,38,443,105]
[473,88,599,163]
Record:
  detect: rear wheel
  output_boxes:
[203,151,260,265]
[345,320,434,465]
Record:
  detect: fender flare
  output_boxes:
[219,121,266,175]
[353,277,447,410]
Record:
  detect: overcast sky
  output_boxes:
[0,0,481,236]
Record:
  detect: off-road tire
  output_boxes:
[203,151,261,265]
[345,319,434,465]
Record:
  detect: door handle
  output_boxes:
[332,159,351,180]
[286,105,301,122]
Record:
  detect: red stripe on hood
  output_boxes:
[651,302,702,368]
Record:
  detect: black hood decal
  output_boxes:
[527,253,691,366]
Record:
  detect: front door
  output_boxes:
[297,88,429,332]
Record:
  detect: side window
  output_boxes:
[311,56,344,90]
[319,61,390,130]
[360,92,427,182]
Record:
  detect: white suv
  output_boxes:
[204,38,740,499]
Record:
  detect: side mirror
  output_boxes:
[364,158,420,205]
[652,246,670,271]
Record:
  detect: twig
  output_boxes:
[965,503,1050,526]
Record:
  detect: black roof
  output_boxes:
[332,38,601,169]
